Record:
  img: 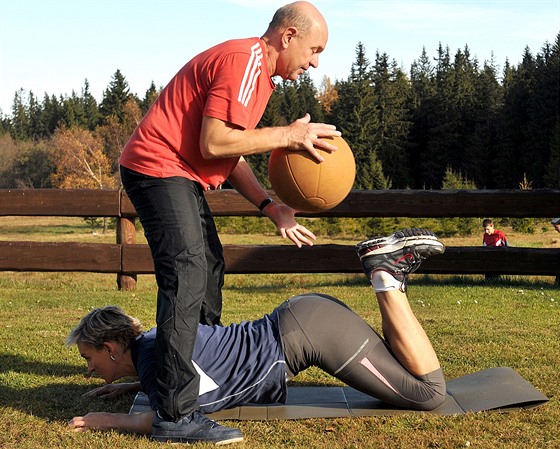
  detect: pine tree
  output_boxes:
[27,91,47,140]
[141,81,160,115]
[409,47,436,188]
[371,52,412,188]
[451,46,479,169]
[525,36,560,187]
[248,89,285,187]
[0,111,10,135]
[329,43,389,189]
[10,89,30,141]
[543,33,560,188]
[544,118,560,188]
[295,72,324,122]
[276,74,321,124]
[410,44,458,188]
[42,94,64,136]
[61,91,86,129]
[422,44,457,188]
[81,80,101,130]
[494,48,536,187]
[100,69,132,123]
[463,55,502,188]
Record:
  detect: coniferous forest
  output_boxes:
[0,35,558,192]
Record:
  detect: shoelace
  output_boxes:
[396,249,426,292]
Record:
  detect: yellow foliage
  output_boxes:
[50,126,118,189]
[317,76,339,114]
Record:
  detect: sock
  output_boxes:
[371,270,401,292]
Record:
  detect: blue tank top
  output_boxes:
[130,311,287,413]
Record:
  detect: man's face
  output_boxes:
[277,25,327,81]
[484,224,495,235]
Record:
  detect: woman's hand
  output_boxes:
[68,410,154,434]
[83,382,141,400]
[68,412,114,432]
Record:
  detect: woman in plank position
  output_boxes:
[67,228,446,443]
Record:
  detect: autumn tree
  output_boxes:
[50,126,118,232]
[317,76,338,115]
[97,98,143,174]
[50,126,117,190]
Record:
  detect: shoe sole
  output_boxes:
[153,435,244,445]
[358,234,443,260]
[217,436,245,446]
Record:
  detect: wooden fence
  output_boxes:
[0,188,558,290]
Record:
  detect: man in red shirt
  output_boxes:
[119,1,339,444]
[482,219,508,247]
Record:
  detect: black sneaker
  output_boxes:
[152,410,243,445]
[356,228,445,290]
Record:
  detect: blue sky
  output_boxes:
[1,0,558,114]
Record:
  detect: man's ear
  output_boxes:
[282,26,298,48]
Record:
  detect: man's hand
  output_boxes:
[264,201,316,248]
[286,113,341,162]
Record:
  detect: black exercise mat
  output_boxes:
[129,367,548,420]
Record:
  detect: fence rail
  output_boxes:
[1,188,558,289]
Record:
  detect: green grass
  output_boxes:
[0,218,559,448]
[0,270,558,449]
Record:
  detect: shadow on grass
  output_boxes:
[0,355,134,421]
[0,353,84,376]
[0,382,134,421]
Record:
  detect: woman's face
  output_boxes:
[77,342,119,384]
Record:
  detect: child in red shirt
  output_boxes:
[482,218,508,247]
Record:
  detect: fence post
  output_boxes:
[117,216,137,291]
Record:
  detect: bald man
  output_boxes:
[119,2,338,444]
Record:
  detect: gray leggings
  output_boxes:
[275,293,446,411]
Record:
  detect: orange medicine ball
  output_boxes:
[268,136,356,213]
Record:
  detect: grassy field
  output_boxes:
[1,216,560,248]
[0,218,559,448]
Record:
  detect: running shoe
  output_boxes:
[356,228,445,290]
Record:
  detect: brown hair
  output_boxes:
[66,305,143,350]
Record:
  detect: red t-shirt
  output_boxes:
[120,38,275,190]
[483,230,508,247]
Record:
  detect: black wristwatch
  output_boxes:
[258,198,274,211]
